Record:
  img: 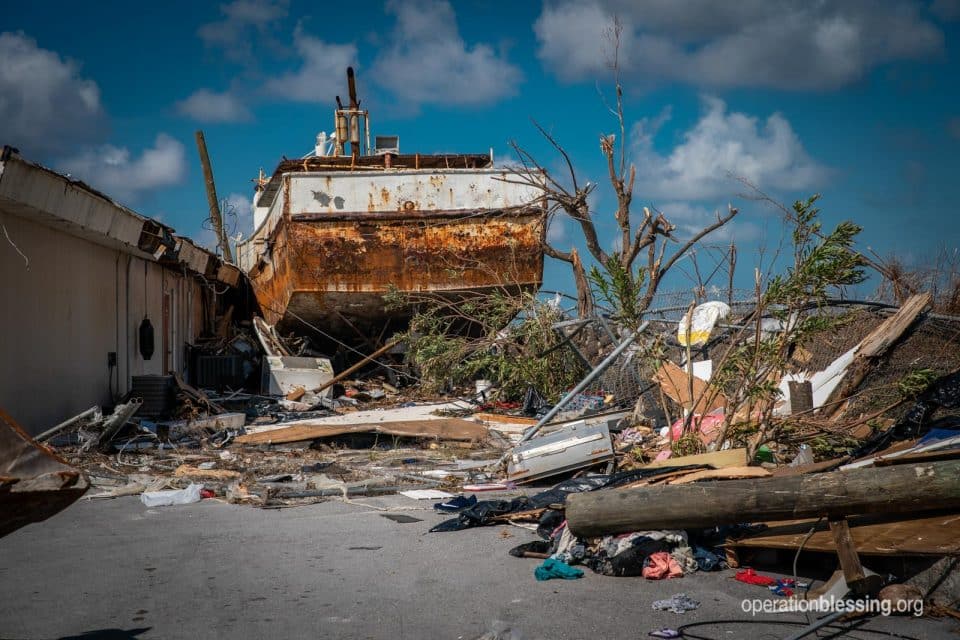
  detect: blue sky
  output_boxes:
[2,0,959,296]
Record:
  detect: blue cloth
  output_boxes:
[692,545,723,572]
[534,558,584,581]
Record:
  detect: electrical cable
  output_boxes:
[675,617,920,640]
[793,515,825,626]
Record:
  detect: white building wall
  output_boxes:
[0,212,209,433]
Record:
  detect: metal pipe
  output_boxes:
[781,610,847,640]
[494,323,647,467]
[35,406,102,442]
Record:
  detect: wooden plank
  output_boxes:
[788,381,814,414]
[770,457,848,477]
[173,465,241,480]
[668,466,770,484]
[727,512,960,556]
[473,413,539,426]
[654,361,727,414]
[234,418,489,445]
[874,448,960,467]
[829,518,867,590]
[643,447,747,470]
[824,293,931,418]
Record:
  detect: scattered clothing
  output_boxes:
[434,494,478,513]
[651,593,700,614]
[770,578,796,597]
[642,551,683,580]
[534,558,584,581]
[670,546,699,574]
[735,567,777,587]
[692,545,724,572]
[508,540,552,558]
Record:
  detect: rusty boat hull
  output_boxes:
[238,158,546,340]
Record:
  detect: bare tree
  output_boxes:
[509,18,737,324]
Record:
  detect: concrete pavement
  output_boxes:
[0,495,955,639]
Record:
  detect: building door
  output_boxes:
[162,292,171,374]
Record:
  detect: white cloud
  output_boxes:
[176,88,252,123]
[58,134,187,204]
[370,0,522,107]
[534,1,943,90]
[196,192,254,249]
[632,96,828,200]
[263,26,357,102]
[655,201,760,243]
[0,32,105,156]
[222,192,254,239]
[198,0,288,61]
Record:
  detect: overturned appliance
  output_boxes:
[236,68,546,343]
[253,316,334,397]
[507,420,615,484]
[0,409,89,538]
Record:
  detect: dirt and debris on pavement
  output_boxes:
[13,291,960,636]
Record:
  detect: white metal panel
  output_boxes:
[283,169,541,216]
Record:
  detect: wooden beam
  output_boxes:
[565,459,960,538]
[312,339,401,394]
[829,517,867,592]
[824,293,931,418]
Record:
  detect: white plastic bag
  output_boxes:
[677,301,731,346]
[140,483,203,507]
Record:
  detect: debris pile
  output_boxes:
[21,292,960,624]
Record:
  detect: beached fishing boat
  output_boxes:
[236,69,546,343]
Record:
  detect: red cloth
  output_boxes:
[735,568,777,587]
[642,551,683,580]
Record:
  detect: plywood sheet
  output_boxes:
[235,418,489,445]
[727,512,960,556]
[644,447,747,470]
[655,361,727,414]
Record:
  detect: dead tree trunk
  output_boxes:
[565,460,960,538]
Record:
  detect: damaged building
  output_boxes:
[0,147,242,433]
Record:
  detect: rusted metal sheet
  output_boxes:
[247,203,545,336]
[0,408,89,538]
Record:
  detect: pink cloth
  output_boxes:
[642,551,683,580]
[669,411,725,444]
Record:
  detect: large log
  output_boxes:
[565,459,960,538]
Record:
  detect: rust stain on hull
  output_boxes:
[248,207,546,337]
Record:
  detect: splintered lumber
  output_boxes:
[312,339,401,394]
[565,459,960,538]
[824,293,931,418]
[655,361,727,414]
[667,466,770,484]
[726,512,960,556]
[643,447,747,470]
[234,418,488,445]
[173,465,241,481]
[474,413,539,426]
